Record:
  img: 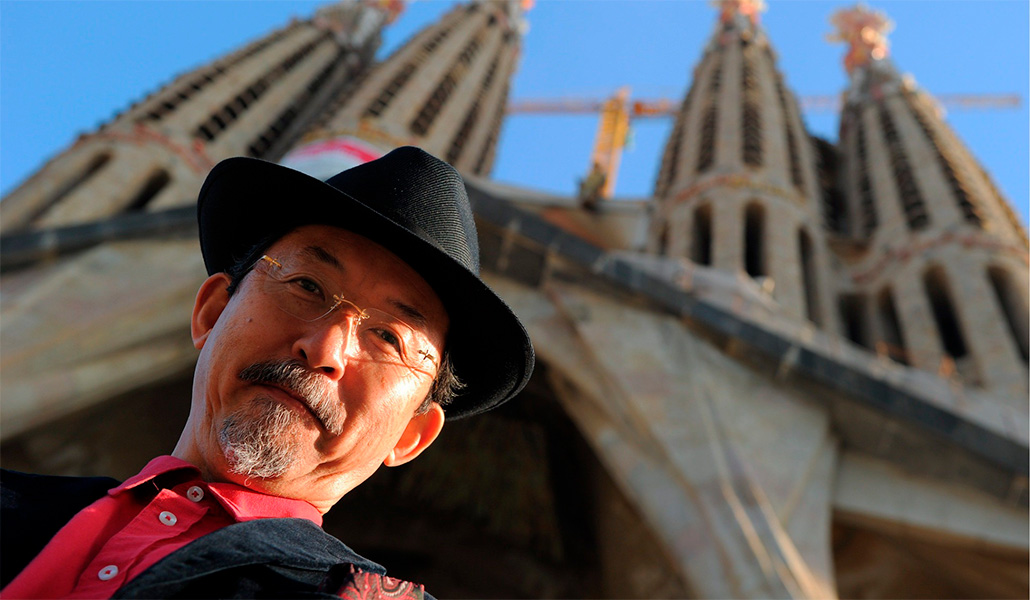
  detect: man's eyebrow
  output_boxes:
[298,245,342,270]
[390,300,428,329]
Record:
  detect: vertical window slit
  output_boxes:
[839,294,872,350]
[774,70,804,192]
[741,46,762,167]
[799,229,821,326]
[692,204,713,266]
[923,266,969,360]
[696,106,716,173]
[744,203,765,278]
[854,112,877,236]
[877,288,908,364]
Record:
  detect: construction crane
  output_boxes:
[508,91,1020,200]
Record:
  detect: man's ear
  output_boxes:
[384,403,445,467]
[191,273,232,350]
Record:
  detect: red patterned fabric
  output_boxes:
[333,565,425,600]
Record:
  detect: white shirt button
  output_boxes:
[158,510,178,526]
[186,486,205,502]
[98,565,119,580]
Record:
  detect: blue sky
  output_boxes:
[2,0,1027,225]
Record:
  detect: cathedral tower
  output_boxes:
[0,0,526,441]
[284,0,525,178]
[650,0,833,327]
[0,1,395,233]
[830,5,1028,399]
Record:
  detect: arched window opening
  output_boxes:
[877,288,908,365]
[744,203,765,278]
[838,293,872,350]
[798,229,821,326]
[923,266,969,360]
[124,170,171,212]
[691,204,713,266]
[987,266,1029,362]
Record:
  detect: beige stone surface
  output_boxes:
[489,274,836,599]
[834,452,1029,551]
[0,239,205,438]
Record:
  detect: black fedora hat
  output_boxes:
[197,146,534,419]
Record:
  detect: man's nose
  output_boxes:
[292,315,360,379]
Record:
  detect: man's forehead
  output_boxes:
[271,225,365,255]
[269,226,387,272]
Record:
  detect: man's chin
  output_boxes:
[218,396,305,480]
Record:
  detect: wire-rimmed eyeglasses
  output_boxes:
[251,254,437,375]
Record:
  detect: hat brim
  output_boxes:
[197,157,534,419]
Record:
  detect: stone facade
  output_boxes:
[1,2,1026,599]
[648,2,1028,401]
[650,8,836,330]
[834,59,1029,401]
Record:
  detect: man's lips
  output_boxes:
[238,360,341,435]
[259,383,328,430]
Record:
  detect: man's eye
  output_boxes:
[290,277,323,296]
[372,328,402,352]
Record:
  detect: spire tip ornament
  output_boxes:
[828,3,894,74]
[712,0,766,27]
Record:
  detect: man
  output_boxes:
[1,147,535,598]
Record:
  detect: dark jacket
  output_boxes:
[1,470,426,599]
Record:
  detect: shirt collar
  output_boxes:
[109,455,322,526]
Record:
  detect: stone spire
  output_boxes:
[830,3,1028,400]
[650,0,832,327]
[282,0,526,178]
[0,1,389,233]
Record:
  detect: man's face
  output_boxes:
[177,225,448,513]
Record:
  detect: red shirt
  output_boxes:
[2,456,322,599]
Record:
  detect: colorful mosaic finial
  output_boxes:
[712,0,766,27]
[828,3,894,74]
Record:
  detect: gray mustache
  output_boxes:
[238,359,342,435]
